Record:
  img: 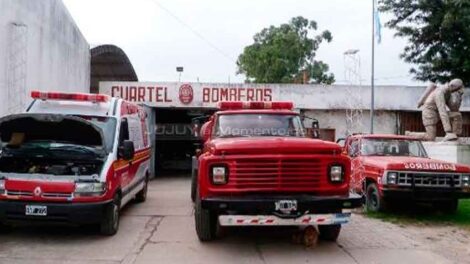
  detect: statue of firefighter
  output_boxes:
[407,79,464,141]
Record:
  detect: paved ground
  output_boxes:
[0,176,468,264]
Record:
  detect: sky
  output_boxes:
[63,0,424,86]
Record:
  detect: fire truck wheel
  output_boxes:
[366,183,387,212]
[135,176,149,203]
[191,170,198,203]
[100,194,121,236]
[434,199,459,214]
[195,195,217,241]
[318,225,341,241]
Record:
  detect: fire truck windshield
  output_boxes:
[215,114,305,138]
[360,139,428,158]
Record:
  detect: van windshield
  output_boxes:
[77,116,117,152]
[215,114,306,138]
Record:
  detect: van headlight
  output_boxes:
[211,165,228,185]
[74,182,106,197]
[329,165,344,183]
[0,179,5,194]
[386,172,398,185]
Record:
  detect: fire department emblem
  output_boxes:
[34,186,42,197]
[179,84,194,105]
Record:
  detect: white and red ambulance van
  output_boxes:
[0,91,151,235]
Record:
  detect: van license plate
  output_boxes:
[25,205,47,216]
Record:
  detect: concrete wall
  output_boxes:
[303,109,398,140]
[0,0,90,117]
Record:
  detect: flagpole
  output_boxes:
[370,0,376,134]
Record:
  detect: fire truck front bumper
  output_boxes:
[201,193,363,214]
[202,193,362,227]
[0,200,112,225]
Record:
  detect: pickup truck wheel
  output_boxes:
[366,183,387,212]
[191,169,198,203]
[100,194,121,236]
[195,195,217,241]
[434,199,458,214]
[135,176,149,203]
[318,224,341,241]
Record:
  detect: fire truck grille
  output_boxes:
[230,158,323,190]
[397,173,461,187]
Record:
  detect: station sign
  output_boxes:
[99,82,277,108]
[100,81,429,111]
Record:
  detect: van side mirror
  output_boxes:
[119,140,135,160]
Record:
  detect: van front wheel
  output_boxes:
[100,194,121,236]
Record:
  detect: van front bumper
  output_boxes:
[0,200,112,225]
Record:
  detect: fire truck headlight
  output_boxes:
[329,165,344,183]
[74,182,106,197]
[462,175,470,187]
[387,172,398,185]
[211,165,228,185]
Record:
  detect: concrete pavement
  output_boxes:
[0,176,459,264]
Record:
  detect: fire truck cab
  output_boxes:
[343,134,470,213]
[192,101,362,241]
[0,91,151,235]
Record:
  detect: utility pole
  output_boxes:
[370,0,376,134]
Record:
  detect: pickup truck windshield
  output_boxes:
[361,138,427,158]
[215,114,305,138]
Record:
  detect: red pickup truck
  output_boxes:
[343,134,470,213]
[191,101,362,241]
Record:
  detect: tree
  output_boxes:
[380,0,470,84]
[237,16,335,84]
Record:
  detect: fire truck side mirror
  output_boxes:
[336,138,346,147]
[200,121,213,142]
[195,148,202,156]
[311,120,320,139]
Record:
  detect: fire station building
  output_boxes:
[98,81,470,177]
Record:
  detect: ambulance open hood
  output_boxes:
[0,113,106,152]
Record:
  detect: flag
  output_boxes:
[374,0,382,44]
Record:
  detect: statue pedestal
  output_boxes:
[422,141,470,166]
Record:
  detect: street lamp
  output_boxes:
[176,66,184,82]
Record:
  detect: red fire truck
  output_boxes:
[343,134,470,213]
[0,91,151,235]
[191,101,362,241]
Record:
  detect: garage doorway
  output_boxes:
[154,107,216,177]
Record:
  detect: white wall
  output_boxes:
[0,0,90,117]
[303,109,398,140]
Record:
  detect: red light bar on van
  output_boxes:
[218,101,294,110]
[31,91,109,103]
